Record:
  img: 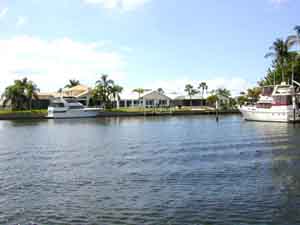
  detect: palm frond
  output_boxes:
[265,52,274,58]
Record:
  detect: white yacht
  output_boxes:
[239,82,300,122]
[47,98,102,119]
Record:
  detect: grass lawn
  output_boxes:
[0,109,48,115]
[109,106,215,113]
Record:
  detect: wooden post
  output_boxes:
[293,90,296,124]
[216,100,219,122]
[292,65,296,124]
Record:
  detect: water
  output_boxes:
[1,115,300,225]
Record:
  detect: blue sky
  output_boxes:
[0,0,299,95]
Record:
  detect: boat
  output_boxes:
[239,82,300,122]
[47,97,103,119]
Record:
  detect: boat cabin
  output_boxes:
[49,98,85,109]
[256,84,298,108]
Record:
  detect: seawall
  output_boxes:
[0,110,240,120]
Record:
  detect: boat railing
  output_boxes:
[292,80,300,87]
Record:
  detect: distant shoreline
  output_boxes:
[0,109,240,120]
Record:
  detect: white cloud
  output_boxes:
[83,0,150,11]
[0,7,8,19]
[0,36,126,93]
[270,0,288,6]
[16,16,27,26]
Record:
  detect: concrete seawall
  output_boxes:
[0,113,47,120]
[0,110,240,120]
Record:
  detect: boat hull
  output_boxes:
[239,106,300,122]
[47,108,102,119]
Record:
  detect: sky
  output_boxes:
[0,0,299,96]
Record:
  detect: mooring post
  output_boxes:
[293,94,296,124]
[216,100,219,122]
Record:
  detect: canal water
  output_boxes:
[1,115,300,225]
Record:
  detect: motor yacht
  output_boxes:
[47,98,102,119]
[239,82,300,122]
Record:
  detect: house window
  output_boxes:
[146,100,154,106]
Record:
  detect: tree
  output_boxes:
[287,25,300,51]
[93,74,115,108]
[212,88,231,98]
[2,77,39,110]
[209,88,232,109]
[184,84,198,106]
[157,88,164,95]
[247,87,261,103]
[206,95,218,106]
[198,82,208,99]
[257,26,300,90]
[133,88,146,106]
[237,95,247,106]
[260,52,300,86]
[26,80,40,110]
[265,38,291,83]
[65,79,80,88]
[110,85,123,103]
[198,82,208,106]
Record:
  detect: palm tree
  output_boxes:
[133,88,146,106]
[184,84,198,106]
[157,88,165,95]
[214,88,231,98]
[2,85,22,110]
[265,38,290,83]
[287,26,300,82]
[287,25,300,52]
[25,80,40,110]
[96,74,114,104]
[110,84,123,107]
[65,79,80,88]
[198,82,208,99]
[247,87,261,103]
[2,77,39,110]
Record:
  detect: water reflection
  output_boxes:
[244,121,300,224]
[1,116,300,224]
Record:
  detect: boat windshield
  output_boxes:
[65,99,80,103]
[256,103,272,108]
[272,95,292,106]
[261,87,274,96]
[69,105,84,109]
[50,102,65,108]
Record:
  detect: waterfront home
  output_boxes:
[0,92,57,110]
[61,85,92,106]
[34,92,56,109]
[34,85,92,109]
[172,93,207,107]
[118,90,172,108]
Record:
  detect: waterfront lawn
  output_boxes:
[0,109,48,115]
[109,106,215,113]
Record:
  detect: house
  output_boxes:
[61,85,92,106]
[141,90,171,108]
[33,92,56,109]
[172,94,207,107]
[118,90,172,108]
[0,92,56,110]
[32,85,92,109]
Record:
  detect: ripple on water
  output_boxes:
[1,116,300,225]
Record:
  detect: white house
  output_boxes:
[118,90,172,108]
